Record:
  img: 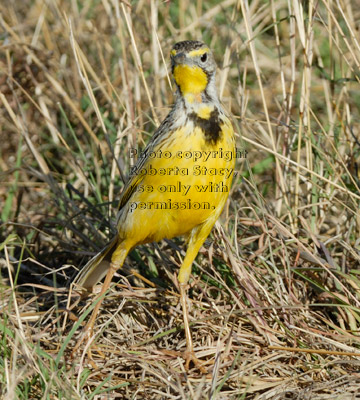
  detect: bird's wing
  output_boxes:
[117,110,174,211]
[74,110,175,289]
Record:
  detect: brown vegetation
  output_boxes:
[1,0,360,398]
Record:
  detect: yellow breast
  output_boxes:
[118,119,235,246]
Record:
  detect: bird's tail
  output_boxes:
[73,235,119,290]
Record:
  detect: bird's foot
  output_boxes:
[183,349,207,374]
[72,321,93,355]
[72,322,105,368]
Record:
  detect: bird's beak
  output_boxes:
[172,52,186,65]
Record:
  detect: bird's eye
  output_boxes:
[200,53,207,63]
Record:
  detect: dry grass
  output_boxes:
[1,0,360,398]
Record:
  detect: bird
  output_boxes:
[73,40,236,370]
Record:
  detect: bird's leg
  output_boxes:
[177,223,212,373]
[178,281,207,373]
[179,283,195,366]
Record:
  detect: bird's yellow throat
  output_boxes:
[173,65,208,97]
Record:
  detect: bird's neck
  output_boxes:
[176,83,221,117]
